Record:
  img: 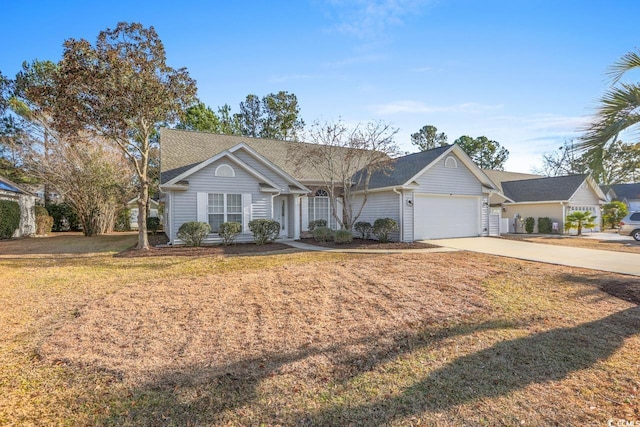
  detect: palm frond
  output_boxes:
[607,50,640,84]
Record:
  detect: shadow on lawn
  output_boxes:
[93,305,640,426]
[559,273,640,305]
[296,306,640,426]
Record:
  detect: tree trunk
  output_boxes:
[136,182,150,250]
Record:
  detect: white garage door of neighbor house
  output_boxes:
[414,195,479,240]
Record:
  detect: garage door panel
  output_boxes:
[414,195,479,239]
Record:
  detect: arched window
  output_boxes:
[309,189,330,226]
[215,164,235,177]
[444,156,458,168]
[315,189,328,197]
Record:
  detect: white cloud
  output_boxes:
[324,0,430,39]
[370,100,504,115]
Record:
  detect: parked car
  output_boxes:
[619,212,640,241]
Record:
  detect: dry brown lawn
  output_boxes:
[0,234,639,426]
[503,233,640,254]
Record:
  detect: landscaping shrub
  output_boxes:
[249,219,280,245]
[538,217,552,234]
[565,211,596,236]
[308,219,327,231]
[312,226,334,242]
[35,206,53,235]
[114,208,131,232]
[218,221,242,245]
[47,202,80,231]
[373,218,399,243]
[354,221,372,239]
[147,216,161,234]
[334,229,353,244]
[602,201,628,229]
[524,217,535,234]
[0,200,20,239]
[177,221,211,246]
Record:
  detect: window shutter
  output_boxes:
[197,192,208,223]
[242,193,252,233]
[301,196,309,231]
[336,197,344,229]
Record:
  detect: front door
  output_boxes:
[274,196,288,237]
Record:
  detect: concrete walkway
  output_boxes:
[282,240,459,254]
[424,237,640,277]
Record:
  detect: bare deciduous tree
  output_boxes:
[299,120,399,230]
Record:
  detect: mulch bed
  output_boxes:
[298,237,439,250]
[116,233,293,257]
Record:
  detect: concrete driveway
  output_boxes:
[424,237,640,276]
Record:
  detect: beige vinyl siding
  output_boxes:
[354,191,401,241]
[415,153,483,196]
[170,159,271,243]
[503,203,564,234]
[568,182,601,232]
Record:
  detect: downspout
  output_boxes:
[561,201,566,235]
[271,192,281,219]
[393,187,403,242]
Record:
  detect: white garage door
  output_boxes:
[414,195,479,239]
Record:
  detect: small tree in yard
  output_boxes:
[524,217,535,234]
[565,211,596,236]
[42,22,197,249]
[602,201,628,229]
[298,120,399,231]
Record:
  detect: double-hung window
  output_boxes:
[208,193,242,232]
[308,189,330,225]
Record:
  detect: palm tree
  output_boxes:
[581,49,640,174]
[564,211,596,236]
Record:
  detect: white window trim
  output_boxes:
[208,193,242,231]
[215,164,235,177]
[444,156,458,168]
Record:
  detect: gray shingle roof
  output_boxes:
[366,145,452,189]
[482,169,543,194]
[160,128,378,184]
[608,183,640,201]
[501,174,588,202]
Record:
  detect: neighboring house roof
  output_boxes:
[160,128,380,184]
[364,144,497,191]
[482,170,543,194]
[0,176,35,196]
[501,174,593,202]
[605,183,640,201]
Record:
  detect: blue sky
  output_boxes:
[1,0,638,172]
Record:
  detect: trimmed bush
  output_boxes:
[147,216,161,234]
[373,218,399,243]
[249,219,280,245]
[47,202,80,232]
[524,217,535,234]
[114,208,131,232]
[308,219,327,231]
[0,200,20,239]
[354,221,372,239]
[312,226,334,242]
[334,229,353,244]
[538,217,552,234]
[218,221,242,246]
[35,206,53,236]
[177,221,211,246]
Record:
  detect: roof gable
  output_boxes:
[365,144,496,190]
[608,183,640,200]
[501,174,590,202]
[0,176,35,196]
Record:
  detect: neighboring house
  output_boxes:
[127,197,160,230]
[602,183,640,212]
[159,128,499,244]
[485,172,606,234]
[0,175,37,237]
[25,185,63,204]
